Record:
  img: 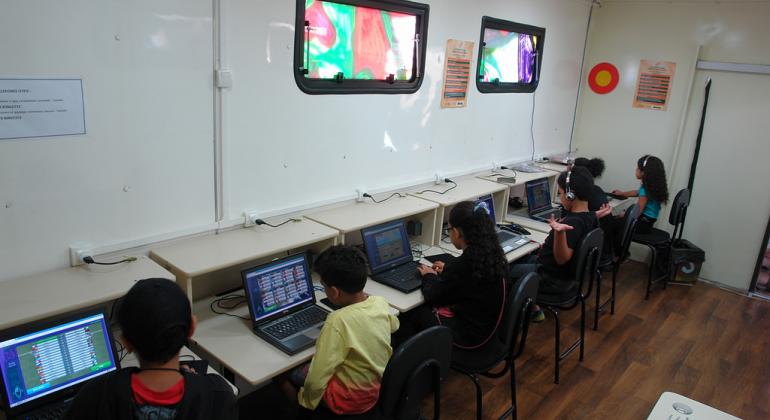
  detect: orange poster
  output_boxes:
[441,39,474,109]
[633,60,676,111]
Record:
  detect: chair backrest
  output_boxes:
[573,228,604,299]
[379,325,452,420]
[509,273,539,359]
[617,203,640,264]
[668,188,690,242]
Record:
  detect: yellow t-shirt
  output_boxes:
[298,295,399,414]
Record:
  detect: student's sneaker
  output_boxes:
[531,308,545,323]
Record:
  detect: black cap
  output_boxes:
[117,278,192,364]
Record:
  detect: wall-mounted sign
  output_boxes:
[440,39,474,109]
[588,62,619,94]
[633,60,676,111]
[0,78,85,140]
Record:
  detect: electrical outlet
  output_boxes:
[69,244,93,267]
[434,172,444,185]
[355,189,365,203]
[243,210,259,226]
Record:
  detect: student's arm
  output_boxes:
[637,195,648,213]
[548,217,575,265]
[610,189,639,197]
[298,325,346,410]
[421,260,467,306]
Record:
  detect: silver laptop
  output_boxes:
[525,179,562,222]
[474,194,529,253]
[242,254,329,356]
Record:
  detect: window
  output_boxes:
[476,16,545,94]
[294,0,429,94]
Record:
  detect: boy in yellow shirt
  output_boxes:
[289,245,399,416]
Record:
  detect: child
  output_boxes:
[65,278,238,419]
[611,154,669,234]
[293,245,399,416]
[510,167,605,319]
[411,200,510,348]
[572,157,609,211]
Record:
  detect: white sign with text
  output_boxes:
[0,79,86,140]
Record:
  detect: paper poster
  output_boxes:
[440,39,474,109]
[0,79,86,140]
[633,60,676,111]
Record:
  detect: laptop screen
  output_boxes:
[474,194,497,224]
[361,220,413,273]
[0,312,117,409]
[242,254,314,323]
[525,179,553,213]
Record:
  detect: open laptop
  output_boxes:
[525,178,562,222]
[361,220,422,293]
[474,194,530,253]
[0,308,119,419]
[241,253,329,356]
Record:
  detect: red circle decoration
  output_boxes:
[588,62,619,94]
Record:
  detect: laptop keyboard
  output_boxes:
[20,399,72,419]
[263,306,328,340]
[376,262,419,283]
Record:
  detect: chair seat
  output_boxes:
[451,341,508,374]
[536,281,579,307]
[633,228,670,245]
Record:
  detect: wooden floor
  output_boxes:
[435,261,770,420]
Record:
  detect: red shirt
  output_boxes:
[131,374,185,406]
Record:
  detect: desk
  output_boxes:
[305,196,438,246]
[647,391,740,420]
[476,166,560,186]
[149,220,339,300]
[406,175,508,245]
[0,256,171,331]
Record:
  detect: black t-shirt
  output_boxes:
[421,251,506,347]
[537,211,598,281]
[64,368,238,420]
[588,185,609,212]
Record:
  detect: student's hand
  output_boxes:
[596,203,612,219]
[432,261,445,273]
[547,216,575,233]
[611,189,624,197]
[180,364,198,374]
[417,264,437,276]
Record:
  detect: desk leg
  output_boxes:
[176,275,193,302]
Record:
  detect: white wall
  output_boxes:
[0,0,591,282]
[573,0,770,289]
[0,0,215,282]
[223,0,591,220]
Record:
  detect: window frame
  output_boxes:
[475,16,545,94]
[293,0,430,95]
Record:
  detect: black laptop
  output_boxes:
[525,178,562,222]
[361,220,422,293]
[0,308,120,419]
[241,254,329,356]
[474,194,530,253]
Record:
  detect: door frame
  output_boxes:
[749,214,770,292]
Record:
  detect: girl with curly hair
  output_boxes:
[611,154,669,234]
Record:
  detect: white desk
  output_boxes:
[150,220,339,300]
[407,175,508,245]
[0,256,171,330]
[647,391,740,420]
[305,196,438,246]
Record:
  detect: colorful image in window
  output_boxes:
[480,28,536,84]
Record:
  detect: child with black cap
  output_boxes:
[65,278,238,419]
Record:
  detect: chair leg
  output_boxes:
[498,362,518,420]
[593,271,601,331]
[544,306,561,384]
[465,373,483,420]
[610,264,619,314]
[579,298,586,362]
[645,246,657,300]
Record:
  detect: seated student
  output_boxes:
[65,278,238,420]
[288,245,399,417]
[611,154,669,234]
[510,167,603,321]
[402,201,509,349]
[572,157,608,211]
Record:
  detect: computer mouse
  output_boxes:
[502,224,531,236]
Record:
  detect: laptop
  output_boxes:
[474,194,530,253]
[525,178,562,222]
[241,253,329,356]
[361,220,422,293]
[0,308,119,419]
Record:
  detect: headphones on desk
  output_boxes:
[564,169,575,201]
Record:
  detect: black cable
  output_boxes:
[415,179,457,195]
[83,256,137,265]
[254,218,301,228]
[530,90,537,161]
[210,295,249,320]
[500,167,518,179]
[363,192,405,203]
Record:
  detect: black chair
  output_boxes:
[632,189,690,300]
[593,204,639,330]
[451,273,539,420]
[379,325,452,420]
[537,228,603,384]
